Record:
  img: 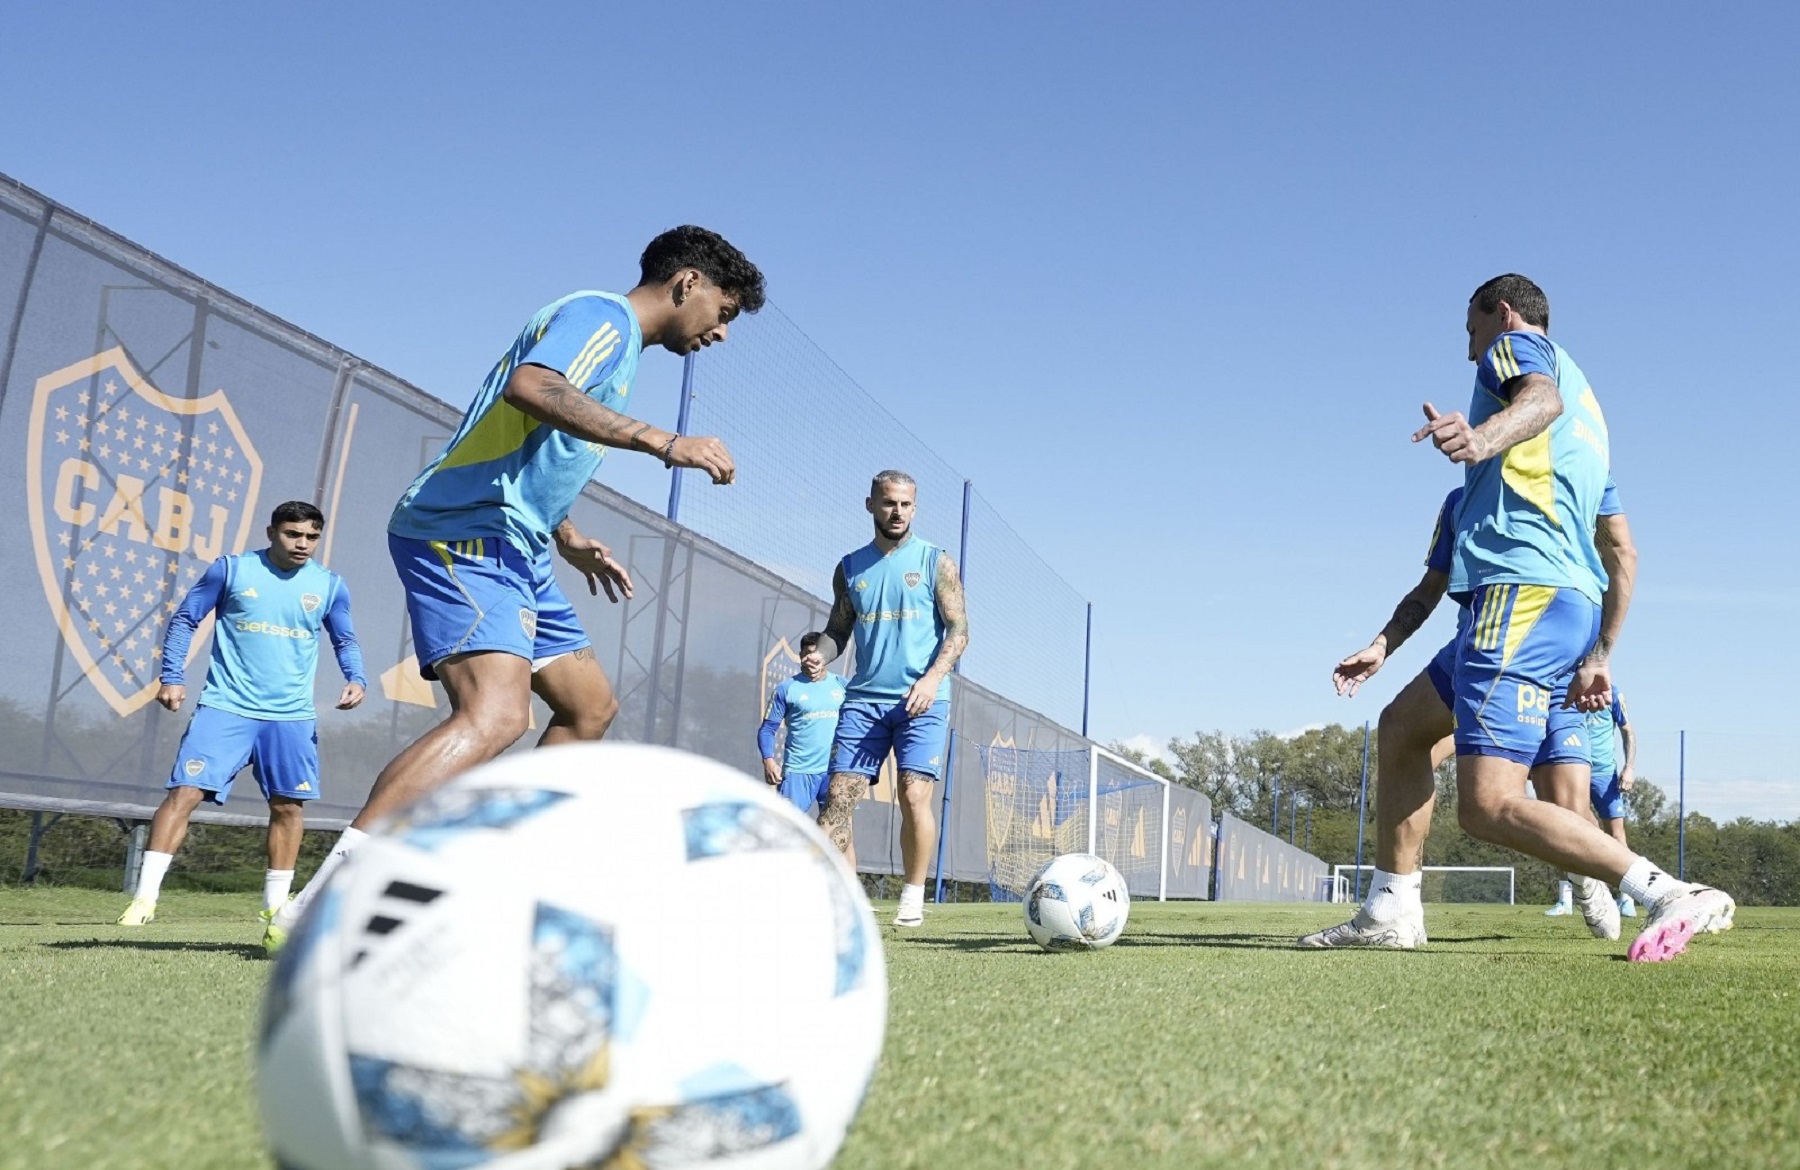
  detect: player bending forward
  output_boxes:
[271,227,764,949]
[118,501,364,953]
[815,471,969,928]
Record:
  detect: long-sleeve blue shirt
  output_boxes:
[160,550,364,720]
[757,673,847,774]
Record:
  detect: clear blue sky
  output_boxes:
[4,4,1796,819]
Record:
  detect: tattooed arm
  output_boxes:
[1414,374,1564,465]
[1332,568,1449,697]
[1567,510,1637,711]
[903,552,970,716]
[814,563,857,666]
[503,365,735,484]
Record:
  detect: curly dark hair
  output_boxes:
[639,226,766,313]
[1469,273,1549,329]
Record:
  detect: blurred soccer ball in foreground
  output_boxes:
[1022,853,1130,951]
[257,743,887,1170]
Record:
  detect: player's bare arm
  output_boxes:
[1568,511,1637,711]
[503,364,735,484]
[816,564,857,665]
[552,518,635,603]
[1333,568,1448,697]
[903,553,969,716]
[1414,374,1563,465]
[1618,719,1637,791]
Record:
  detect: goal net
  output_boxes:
[1331,865,1516,905]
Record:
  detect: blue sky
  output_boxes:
[3,4,1796,819]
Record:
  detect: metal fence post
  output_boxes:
[933,730,956,904]
[1353,721,1371,900]
[1081,602,1093,738]
[665,352,697,522]
[1678,729,1687,881]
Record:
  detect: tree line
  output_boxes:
[1110,724,1800,906]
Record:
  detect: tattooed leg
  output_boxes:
[821,772,868,868]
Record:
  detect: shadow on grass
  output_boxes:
[40,938,267,961]
[906,929,1520,953]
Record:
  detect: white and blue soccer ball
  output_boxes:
[257,743,887,1170]
[1022,853,1130,951]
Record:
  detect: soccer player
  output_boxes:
[758,632,848,815]
[117,501,364,950]
[815,471,969,928]
[273,227,765,944]
[1309,274,1731,961]
[1315,480,1630,945]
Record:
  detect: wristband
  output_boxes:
[660,435,680,467]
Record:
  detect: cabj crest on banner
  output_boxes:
[27,347,264,717]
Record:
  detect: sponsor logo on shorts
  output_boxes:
[904,571,921,588]
[1515,683,1550,726]
[1563,733,1582,747]
[519,608,538,639]
[295,781,312,792]
[300,592,321,614]
[184,759,206,778]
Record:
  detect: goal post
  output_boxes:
[1330,865,1516,905]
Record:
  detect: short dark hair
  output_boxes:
[799,631,822,653]
[270,500,324,528]
[870,469,916,497]
[639,226,766,314]
[1470,274,1549,330]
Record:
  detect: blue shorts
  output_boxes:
[168,706,319,804]
[389,533,589,681]
[777,770,831,813]
[1451,584,1600,766]
[1591,769,1626,821]
[831,699,951,781]
[1428,615,1584,767]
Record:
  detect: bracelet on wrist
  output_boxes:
[660,434,680,467]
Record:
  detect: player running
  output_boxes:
[1308,274,1731,961]
[273,227,764,946]
[758,632,848,814]
[117,501,364,952]
[815,471,969,928]
[1314,479,1631,945]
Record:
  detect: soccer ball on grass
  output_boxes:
[1022,852,1130,951]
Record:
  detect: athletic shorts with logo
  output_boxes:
[831,699,951,781]
[1427,609,1586,767]
[1451,584,1600,765]
[388,533,590,680]
[168,706,319,804]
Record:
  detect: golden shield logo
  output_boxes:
[300,592,322,614]
[27,348,263,717]
[184,759,205,778]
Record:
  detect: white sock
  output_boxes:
[134,850,174,902]
[1620,857,1688,908]
[282,827,367,922]
[899,883,925,907]
[1554,879,1573,905]
[263,869,295,914]
[1361,868,1421,921]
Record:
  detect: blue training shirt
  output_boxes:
[1425,487,1465,576]
[160,551,364,720]
[1448,331,1612,606]
[1585,692,1630,779]
[390,291,644,560]
[841,536,951,703]
[758,672,848,773]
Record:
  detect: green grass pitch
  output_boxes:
[3,889,1796,1170]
